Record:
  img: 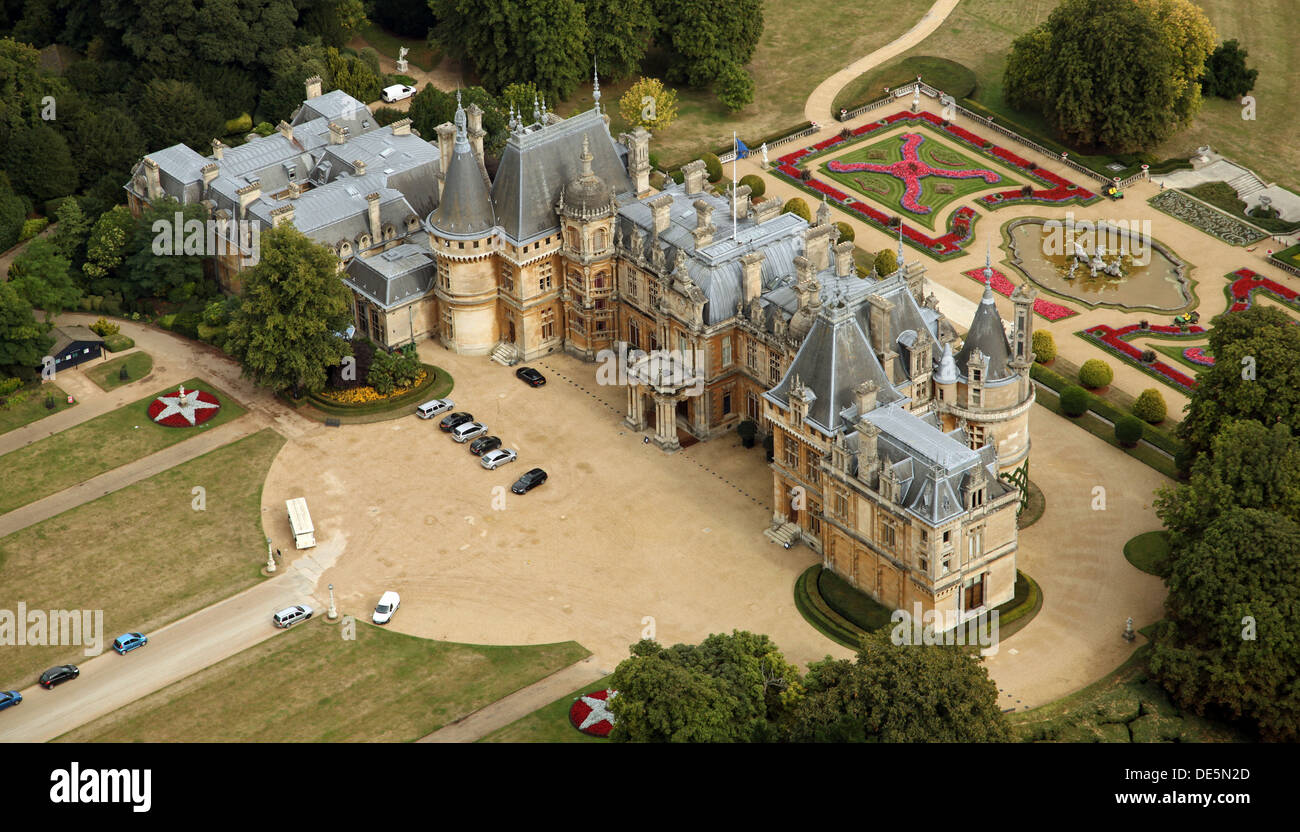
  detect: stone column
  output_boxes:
[625,384,646,430]
[772,474,787,526]
[653,393,680,451]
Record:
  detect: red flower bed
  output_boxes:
[961,267,1078,321]
[1082,324,1204,392]
[1226,267,1299,312]
[147,386,221,427]
[569,688,618,737]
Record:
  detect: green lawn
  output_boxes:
[0,429,284,690]
[833,55,978,113]
[819,127,1022,229]
[481,674,616,743]
[555,0,935,169]
[83,351,154,392]
[57,621,591,742]
[1124,530,1170,576]
[0,381,76,435]
[1009,645,1247,742]
[0,376,245,515]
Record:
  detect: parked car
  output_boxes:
[417,398,455,419]
[511,467,548,494]
[452,421,489,443]
[0,691,21,711]
[272,605,313,628]
[480,448,518,470]
[469,435,502,456]
[39,665,80,689]
[439,411,474,432]
[380,84,416,103]
[112,632,148,655]
[515,366,546,387]
[372,591,401,625]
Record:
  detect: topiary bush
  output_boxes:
[1132,388,1167,423]
[701,152,723,183]
[834,222,854,243]
[1114,415,1144,447]
[1078,358,1113,389]
[90,317,120,337]
[782,197,812,223]
[1032,330,1056,363]
[1059,385,1089,417]
[738,173,765,199]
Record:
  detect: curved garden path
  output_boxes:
[803,0,962,124]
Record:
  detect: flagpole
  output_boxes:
[732,131,738,241]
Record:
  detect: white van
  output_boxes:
[417,398,454,419]
[285,498,316,549]
[273,605,313,628]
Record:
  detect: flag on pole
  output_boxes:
[736,139,750,159]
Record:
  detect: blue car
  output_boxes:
[112,632,148,655]
[0,691,20,711]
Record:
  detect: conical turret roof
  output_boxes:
[429,92,495,236]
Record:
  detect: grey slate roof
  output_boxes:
[955,282,1013,382]
[429,101,495,236]
[493,108,633,242]
[49,325,104,355]
[343,242,436,309]
[292,90,375,133]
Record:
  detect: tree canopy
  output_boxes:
[1200,39,1258,99]
[656,0,764,87]
[6,238,80,321]
[1003,0,1216,152]
[224,224,354,394]
[0,281,54,380]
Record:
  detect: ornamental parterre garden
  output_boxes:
[569,688,618,738]
[772,110,1099,260]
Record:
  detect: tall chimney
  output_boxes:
[867,294,894,356]
[354,159,367,176]
[366,192,382,242]
[731,183,751,220]
[200,162,219,195]
[143,158,162,200]
[804,224,834,272]
[465,103,485,161]
[752,197,782,225]
[236,179,261,219]
[691,199,715,248]
[619,127,652,197]
[648,193,672,235]
[741,251,765,305]
[328,122,346,146]
[276,120,294,142]
[270,203,295,228]
[305,75,323,100]
[211,139,225,160]
[390,117,412,137]
[682,159,707,195]
[435,123,457,176]
[834,241,855,277]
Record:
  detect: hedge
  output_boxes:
[1078,358,1114,389]
[1030,361,1183,456]
[739,173,766,198]
[701,153,723,183]
[102,333,135,352]
[1115,415,1145,447]
[306,363,446,416]
[1059,385,1089,416]
[1032,330,1057,363]
[1132,388,1167,424]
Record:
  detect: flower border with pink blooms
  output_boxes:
[960,267,1078,321]
[770,111,1100,260]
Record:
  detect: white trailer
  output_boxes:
[285,498,316,549]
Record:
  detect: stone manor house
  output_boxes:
[126,77,1035,625]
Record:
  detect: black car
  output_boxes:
[39,665,80,689]
[469,435,502,456]
[439,411,474,432]
[515,367,546,387]
[511,467,548,494]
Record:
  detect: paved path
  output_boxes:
[0,567,319,743]
[418,656,607,743]
[803,0,962,124]
[0,413,270,537]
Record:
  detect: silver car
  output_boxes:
[480,448,518,469]
[452,421,489,443]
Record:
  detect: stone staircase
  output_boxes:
[1228,170,1268,200]
[764,521,801,549]
[489,341,519,367]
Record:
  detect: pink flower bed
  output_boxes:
[827,133,1001,214]
[1183,347,1215,366]
[961,267,1078,321]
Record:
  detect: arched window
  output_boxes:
[567,227,579,249]
[358,234,371,249]
[339,241,353,257]
[594,228,607,250]
[383,224,396,240]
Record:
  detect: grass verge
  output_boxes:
[1124,530,1170,577]
[0,381,75,435]
[480,674,616,743]
[56,620,590,742]
[0,429,284,690]
[0,377,246,515]
[83,351,154,392]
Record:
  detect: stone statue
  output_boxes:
[760,142,769,168]
[396,46,409,73]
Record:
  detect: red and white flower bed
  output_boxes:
[960,267,1078,321]
[148,385,221,427]
[569,688,618,737]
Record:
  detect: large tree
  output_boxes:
[655,0,763,88]
[608,632,804,742]
[1155,421,1300,560]
[1148,507,1300,742]
[582,0,655,83]
[6,238,80,321]
[431,0,590,101]
[81,204,135,290]
[1176,305,1300,461]
[224,224,354,394]
[1003,0,1215,152]
[790,630,1010,742]
[0,121,79,203]
[0,173,29,253]
[120,198,210,303]
[0,281,54,380]
[137,78,226,152]
[1200,39,1258,99]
